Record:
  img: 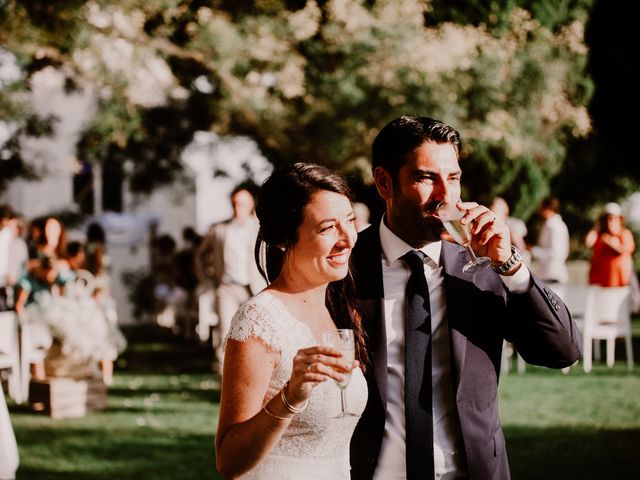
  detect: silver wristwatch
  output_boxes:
[491,245,523,275]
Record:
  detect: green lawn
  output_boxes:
[7,322,640,480]
[8,327,221,480]
[500,365,640,479]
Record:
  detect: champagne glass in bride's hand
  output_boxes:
[321,329,357,418]
[437,200,491,274]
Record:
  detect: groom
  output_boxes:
[349,116,581,479]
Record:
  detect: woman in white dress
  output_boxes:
[215,163,369,479]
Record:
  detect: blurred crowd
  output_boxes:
[0,204,123,386]
[147,188,376,371]
[4,192,638,383]
[495,196,640,314]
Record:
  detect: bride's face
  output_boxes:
[285,190,357,287]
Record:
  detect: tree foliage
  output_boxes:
[0,0,598,222]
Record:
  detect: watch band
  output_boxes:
[491,245,523,275]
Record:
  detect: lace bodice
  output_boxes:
[225,291,368,480]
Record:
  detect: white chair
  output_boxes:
[582,286,634,373]
[0,383,19,480]
[0,312,24,404]
[558,284,594,332]
[501,341,526,375]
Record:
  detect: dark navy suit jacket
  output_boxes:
[349,224,581,480]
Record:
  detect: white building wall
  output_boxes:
[1,63,272,325]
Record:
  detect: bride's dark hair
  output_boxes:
[255,162,368,367]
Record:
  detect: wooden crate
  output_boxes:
[29,377,107,419]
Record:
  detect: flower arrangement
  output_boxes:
[22,281,126,365]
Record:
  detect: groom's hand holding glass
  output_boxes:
[438,199,521,276]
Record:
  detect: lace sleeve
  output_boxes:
[225,296,285,352]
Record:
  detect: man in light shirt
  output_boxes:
[530,197,570,285]
[350,116,581,480]
[196,186,266,373]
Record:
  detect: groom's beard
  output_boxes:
[388,198,444,247]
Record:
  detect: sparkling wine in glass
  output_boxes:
[437,200,491,274]
[321,328,357,418]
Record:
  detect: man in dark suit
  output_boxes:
[349,116,581,480]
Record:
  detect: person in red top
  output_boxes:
[586,202,636,287]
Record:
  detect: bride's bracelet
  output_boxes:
[263,404,292,421]
[280,381,309,414]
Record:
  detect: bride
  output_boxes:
[215,163,369,479]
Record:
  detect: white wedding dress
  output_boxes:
[225,291,368,480]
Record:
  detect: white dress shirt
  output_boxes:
[222,218,257,286]
[374,218,530,480]
[531,213,569,283]
[0,227,13,285]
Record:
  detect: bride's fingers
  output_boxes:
[296,355,351,375]
[304,361,344,383]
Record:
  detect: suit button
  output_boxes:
[554,304,560,311]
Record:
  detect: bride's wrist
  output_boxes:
[281,381,309,413]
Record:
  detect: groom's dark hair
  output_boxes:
[372,116,462,181]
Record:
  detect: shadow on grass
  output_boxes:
[117,325,215,376]
[11,324,222,480]
[506,425,640,480]
[108,386,220,403]
[15,428,217,480]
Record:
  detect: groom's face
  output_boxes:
[374,141,462,248]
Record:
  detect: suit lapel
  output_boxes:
[352,225,388,407]
[442,241,470,392]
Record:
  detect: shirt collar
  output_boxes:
[379,216,442,267]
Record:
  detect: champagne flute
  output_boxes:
[321,328,357,418]
[437,200,491,274]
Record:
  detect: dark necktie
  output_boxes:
[401,250,434,480]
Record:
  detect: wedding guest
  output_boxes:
[585,202,635,287]
[0,205,24,311]
[14,256,71,380]
[216,163,368,479]
[66,241,86,272]
[85,222,108,278]
[353,202,371,232]
[196,185,266,373]
[8,213,29,285]
[37,216,68,262]
[85,222,116,313]
[490,196,529,264]
[349,116,580,479]
[530,197,570,286]
[24,217,44,263]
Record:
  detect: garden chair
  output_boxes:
[0,311,24,404]
[558,284,595,331]
[582,286,634,373]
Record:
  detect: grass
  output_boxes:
[500,365,640,479]
[8,326,221,480]
[7,321,640,480]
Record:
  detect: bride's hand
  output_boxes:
[285,346,355,406]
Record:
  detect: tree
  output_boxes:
[1,0,593,223]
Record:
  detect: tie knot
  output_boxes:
[400,250,426,274]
